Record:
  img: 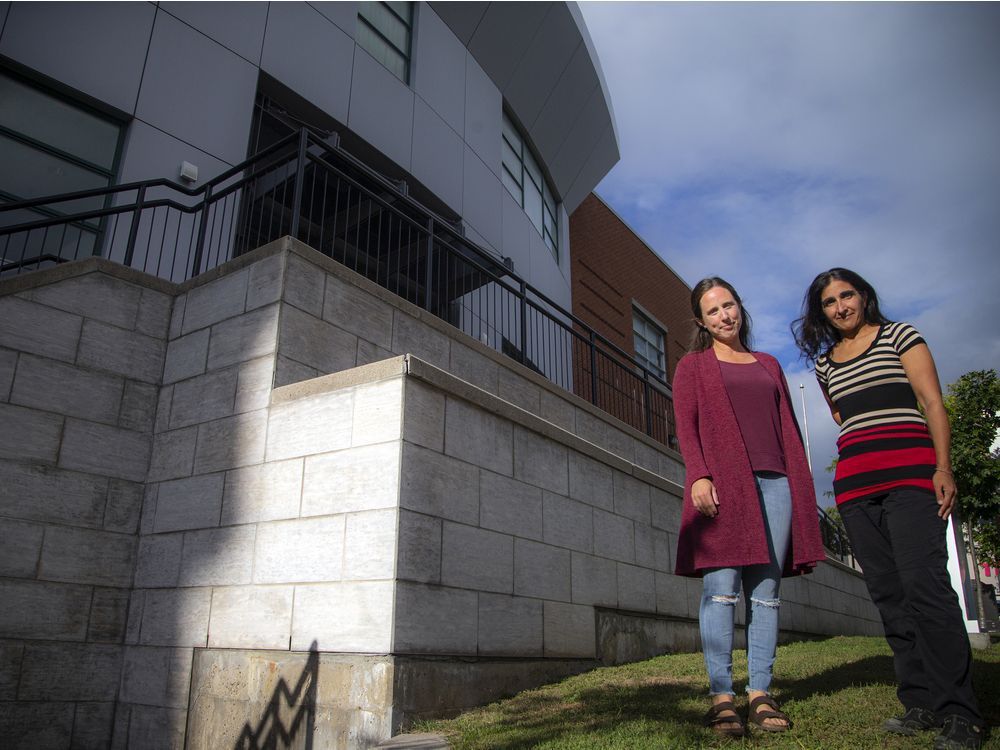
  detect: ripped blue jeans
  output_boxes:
[700,472,792,696]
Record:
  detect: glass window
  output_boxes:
[500,111,559,259]
[633,308,666,380]
[357,2,414,84]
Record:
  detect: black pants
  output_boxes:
[840,488,982,723]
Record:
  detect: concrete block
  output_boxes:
[28,272,140,329]
[11,353,123,424]
[513,427,569,494]
[153,473,225,533]
[449,342,499,394]
[568,452,613,510]
[208,586,293,649]
[543,601,596,658]
[78,319,165,384]
[266,388,353,461]
[577,410,635,463]
[618,563,656,612]
[169,294,186,339]
[444,396,512,476]
[402,378,445,451]
[105,479,144,533]
[121,645,194,709]
[291,581,394,652]
[0,402,62,463]
[119,379,159,432]
[137,287,174,338]
[513,538,571,602]
[393,581,477,654]
[72,700,116,748]
[356,338,396,369]
[207,303,279,370]
[323,273,393,350]
[18,642,122,700]
[652,528,672,574]
[254,515,345,583]
[179,525,255,587]
[352,377,404,446]
[285,252,325,317]
[182,267,248,334]
[540,388,576,432]
[0,518,43,577]
[0,702,74,748]
[301,442,401,516]
[274,353,321,388]
[593,509,635,564]
[39,526,135,587]
[542,492,593,553]
[88,587,130,643]
[399,443,479,525]
[498,368,541,413]
[279,303,358,374]
[397,510,442,584]
[221,459,302,525]
[169,366,238,429]
[633,441,662,476]
[480,470,543,541]
[125,589,145,646]
[651,488,682,532]
[634,523,656,569]
[155,385,173,434]
[570,552,618,609]
[135,533,183,588]
[659,454,685,485]
[59,419,151,482]
[147,426,198,481]
[0,460,107,527]
[246,252,284,310]
[441,522,513,594]
[392,311,450,370]
[235,355,274,413]
[126,706,187,750]
[655,572,690,618]
[193,409,268,473]
[0,295,82,363]
[0,643,23,699]
[162,328,209,384]
[0,348,15,402]
[478,593,543,656]
[613,471,651,524]
[343,509,398,580]
[139,588,211,646]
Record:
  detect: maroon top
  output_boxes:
[673,349,826,577]
[719,360,785,474]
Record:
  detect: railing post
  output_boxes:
[519,280,528,365]
[588,331,599,406]
[190,183,213,278]
[642,372,653,437]
[424,218,435,312]
[123,183,146,267]
[289,128,309,240]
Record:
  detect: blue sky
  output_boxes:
[579,2,1000,500]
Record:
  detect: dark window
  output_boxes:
[501,112,559,258]
[633,307,667,380]
[356,2,414,84]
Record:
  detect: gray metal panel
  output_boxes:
[308,0,358,38]
[427,1,487,45]
[0,1,155,114]
[549,87,609,195]
[348,48,415,171]
[503,5,581,131]
[0,3,9,34]
[462,146,503,252]
[467,2,550,92]
[159,2,267,65]
[500,188,533,277]
[117,120,232,186]
[464,52,501,178]
[410,98,464,215]
[135,11,257,166]
[412,5,467,135]
[528,223,571,310]
[564,123,617,214]
[260,1,355,126]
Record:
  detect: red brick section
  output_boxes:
[569,193,693,385]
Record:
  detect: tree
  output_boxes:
[944,369,1000,567]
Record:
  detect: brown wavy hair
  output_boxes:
[689,277,754,352]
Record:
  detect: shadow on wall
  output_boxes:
[234,641,319,750]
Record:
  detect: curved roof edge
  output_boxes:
[430,1,620,213]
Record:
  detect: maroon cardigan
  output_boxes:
[672,348,826,577]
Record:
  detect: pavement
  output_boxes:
[373,732,451,749]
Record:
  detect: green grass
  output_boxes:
[419,636,999,749]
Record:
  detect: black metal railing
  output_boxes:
[818,506,853,564]
[0,128,676,446]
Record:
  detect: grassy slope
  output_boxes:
[420,636,999,749]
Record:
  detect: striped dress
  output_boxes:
[815,322,935,505]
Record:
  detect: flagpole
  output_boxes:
[799,383,813,475]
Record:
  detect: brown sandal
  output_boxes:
[704,700,747,738]
[748,694,792,732]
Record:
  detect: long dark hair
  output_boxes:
[791,267,890,362]
[689,277,754,352]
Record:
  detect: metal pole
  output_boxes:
[799,383,813,474]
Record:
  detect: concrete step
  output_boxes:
[374,732,451,749]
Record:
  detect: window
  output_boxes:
[356,2,414,84]
[633,307,666,381]
[501,112,558,257]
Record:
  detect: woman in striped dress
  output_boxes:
[793,268,983,750]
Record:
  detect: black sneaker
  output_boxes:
[933,715,984,750]
[883,707,940,735]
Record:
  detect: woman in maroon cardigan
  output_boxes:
[673,277,825,737]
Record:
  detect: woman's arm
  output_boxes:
[900,342,956,519]
[672,358,719,517]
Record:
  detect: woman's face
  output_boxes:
[698,286,742,345]
[820,279,865,334]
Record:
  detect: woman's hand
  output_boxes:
[934,469,957,519]
[691,478,720,517]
